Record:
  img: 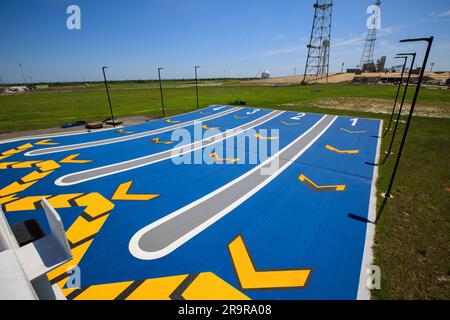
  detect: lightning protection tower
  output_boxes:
[302,0,333,84]
[360,0,381,72]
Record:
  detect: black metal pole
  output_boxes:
[386,58,407,132]
[386,53,416,156]
[158,67,165,118]
[384,37,434,198]
[194,66,200,109]
[102,66,116,127]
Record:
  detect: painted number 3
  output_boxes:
[291,113,306,121]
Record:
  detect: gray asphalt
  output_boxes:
[57,110,284,185]
[26,107,241,156]
[136,115,336,256]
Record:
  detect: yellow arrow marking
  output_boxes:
[202,124,220,130]
[35,139,59,146]
[112,181,160,201]
[339,128,367,134]
[166,119,180,123]
[0,143,33,161]
[151,137,174,145]
[255,134,279,140]
[281,121,301,126]
[234,115,248,119]
[228,235,312,290]
[325,145,360,154]
[298,174,346,191]
[210,152,239,163]
[199,111,211,115]
[60,154,93,164]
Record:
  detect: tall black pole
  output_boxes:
[102,66,116,127]
[386,58,407,132]
[384,37,434,198]
[194,66,200,109]
[386,53,416,156]
[158,67,165,118]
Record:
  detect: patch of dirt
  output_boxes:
[281,97,450,118]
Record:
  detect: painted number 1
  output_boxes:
[350,118,358,126]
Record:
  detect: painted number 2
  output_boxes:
[350,118,358,126]
[291,113,306,121]
[246,109,260,115]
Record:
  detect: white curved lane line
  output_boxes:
[25,107,241,156]
[54,110,283,186]
[129,115,337,260]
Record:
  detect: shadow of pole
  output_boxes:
[376,196,389,222]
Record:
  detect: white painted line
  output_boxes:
[129,115,337,260]
[55,110,284,186]
[357,119,383,300]
[25,107,241,156]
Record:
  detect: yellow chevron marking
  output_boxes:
[37,160,61,171]
[199,111,211,115]
[0,143,33,160]
[165,119,180,123]
[126,275,189,300]
[255,133,279,140]
[35,139,59,146]
[112,181,160,201]
[2,196,48,211]
[202,124,220,130]
[210,152,239,163]
[116,129,134,134]
[281,121,301,126]
[9,161,41,169]
[48,240,93,287]
[182,272,250,300]
[75,193,115,218]
[298,174,346,191]
[0,162,19,169]
[65,272,248,300]
[151,137,174,145]
[228,235,312,290]
[66,214,109,245]
[325,145,360,154]
[339,128,367,134]
[60,154,93,164]
[75,281,135,300]
[0,194,18,205]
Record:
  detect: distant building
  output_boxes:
[261,70,270,79]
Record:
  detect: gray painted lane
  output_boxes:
[55,110,284,186]
[130,114,337,260]
[26,107,241,156]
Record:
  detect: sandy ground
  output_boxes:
[243,72,450,85]
[280,97,450,118]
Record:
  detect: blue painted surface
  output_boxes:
[0,106,381,300]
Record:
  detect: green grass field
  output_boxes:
[0,81,449,299]
[0,81,448,133]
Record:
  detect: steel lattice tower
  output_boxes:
[302,0,333,84]
[360,0,381,71]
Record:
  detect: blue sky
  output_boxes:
[1,0,450,83]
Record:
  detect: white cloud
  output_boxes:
[257,45,304,57]
[438,10,450,17]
